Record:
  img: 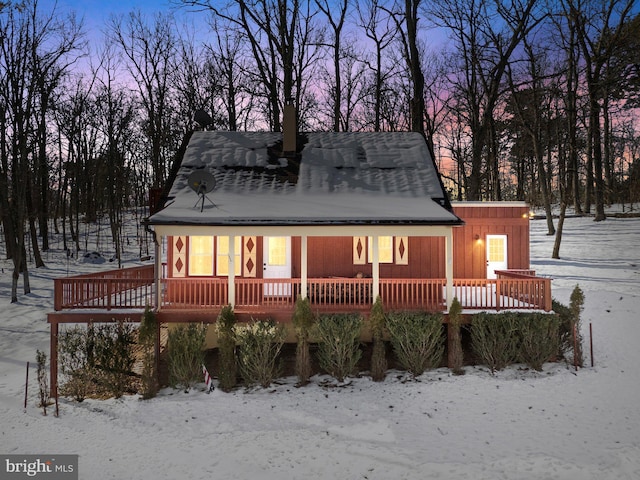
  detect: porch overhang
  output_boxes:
[150,223,457,311]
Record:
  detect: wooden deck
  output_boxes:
[50,265,552,321]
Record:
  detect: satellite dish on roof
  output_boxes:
[188,170,217,212]
[194,110,213,130]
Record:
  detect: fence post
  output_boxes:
[50,321,59,401]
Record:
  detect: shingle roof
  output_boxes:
[148,131,461,226]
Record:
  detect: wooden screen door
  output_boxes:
[486,234,508,279]
[263,236,291,296]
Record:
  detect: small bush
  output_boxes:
[139,307,159,399]
[315,313,362,383]
[36,350,50,415]
[369,296,388,382]
[235,319,286,388]
[292,297,314,385]
[517,313,560,371]
[570,285,585,367]
[216,305,237,392]
[58,325,93,401]
[447,298,464,375]
[553,299,574,360]
[167,323,207,391]
[386,311,445,378]
[471,312,519,373]
[91,322,136,398]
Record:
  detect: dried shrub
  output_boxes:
[292,297,315,386]
[167,323,207,392]
[216,305,237,392]
[235,319,286,388]
[517,313,560,371]
[369,296,388,382]
[386,311,445,378]
[447,298,464,375]
[315,313,362,383]
[471,312,520,373]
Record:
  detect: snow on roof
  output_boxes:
[149,131,461,226]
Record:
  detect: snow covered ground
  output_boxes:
[1,211,639,479]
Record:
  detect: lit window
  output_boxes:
[189,236,213,276]
[368,236,393,263]
[267,237,287,266]
[216,236,242,276]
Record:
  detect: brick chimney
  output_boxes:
[282,102,296,155]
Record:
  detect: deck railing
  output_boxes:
[53,265,154,311]
[53,267,552,313]
[380,278,446,311]
[453,277,552,311]
[162,277,228,308]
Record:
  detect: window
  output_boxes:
[189,236,213,276]
[216,236,242,276]
[267,237,287,266]
[367,236,394,263]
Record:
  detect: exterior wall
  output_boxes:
[301,236,445,279]
[164,203,530,283]
[452,203,530,278]
[168,235,447,280]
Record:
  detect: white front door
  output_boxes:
[486,234,508,279]
[263,236,291,295]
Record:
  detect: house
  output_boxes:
[46,118,552,394]
[49,122,551,326]
[141,115,550,323]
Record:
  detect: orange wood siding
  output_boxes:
[303,236,445,279]
[452,205,530,278]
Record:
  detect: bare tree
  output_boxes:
[0,0,83,301]
[109,10,177,189]
[316,0,349,131]
[430,0,543,200]
[356,0,397,132]
[505,35,557,234]
[567,0,636,221]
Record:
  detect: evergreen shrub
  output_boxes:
[167,323,207,391]
[292,297,314,385]
[369,296,388,382]
[92,322,136,398]
[58,325,93,401]
[235,319,286,388]
[386,311,444,378]
[447,298,464,375]
[517,313,560,371]
[36,350,50,415]
[139,306,159,399]
[315,313,362,382]
[471,312,519,373]
[216,305,237,392]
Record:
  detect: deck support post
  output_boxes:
[300,235,308,299]
[445,228,454,311]
[372,236,380,301]
[229,236,236,308]
[154,239,162,309]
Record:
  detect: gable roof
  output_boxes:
[148,131,462,226]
